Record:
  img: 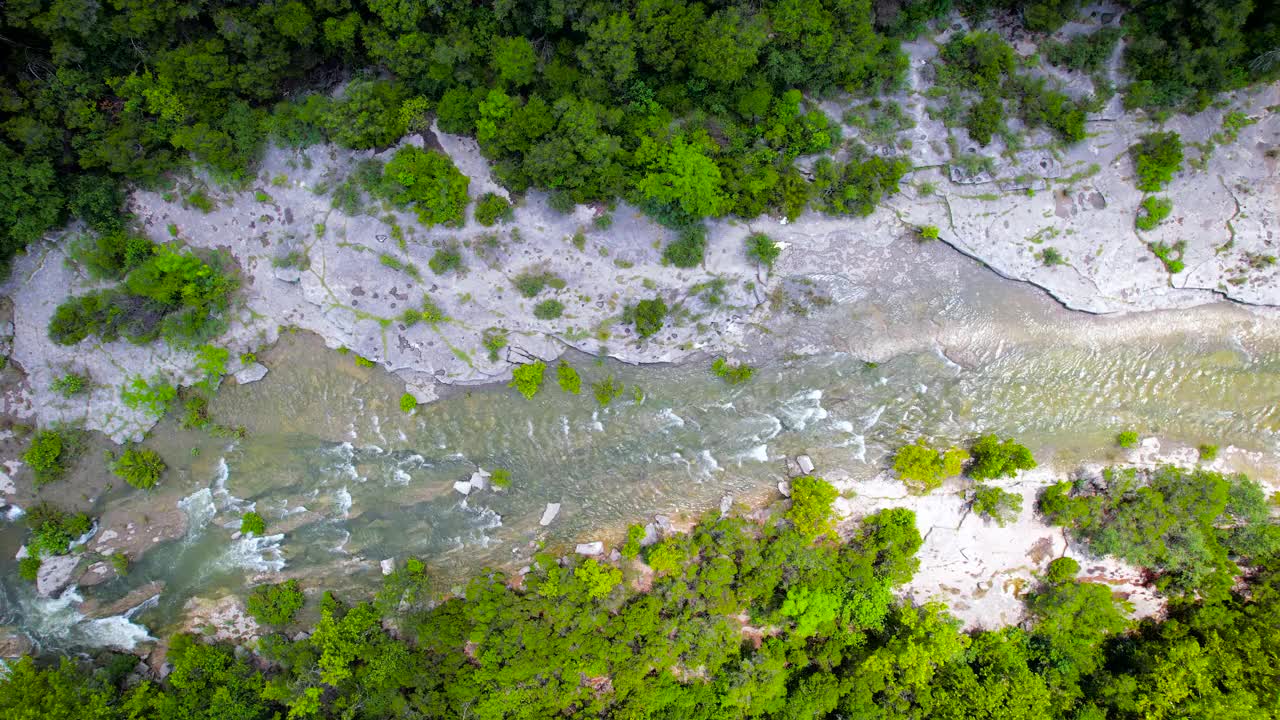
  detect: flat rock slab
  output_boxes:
[36,554,81,598]
[575,541,604,555]
[539,503,561,526]
[453,481,472,495]
[234,362,269,384]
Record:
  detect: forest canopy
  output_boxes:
[2,1,1276,274]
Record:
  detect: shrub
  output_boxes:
[18,557,41,582]
[662,226,706,268]
[1135,196,1172,231]
[509,361,547,400]
[746,233,781,268]
[556,362,581,394]
[971,484,1023,526]
[711,358,755,385]
[621,524,645,559]
[1040,247,1066,266]
[1023,0,1081,33]
[1199,444,1219,462]
[1148,240,1186,274]
[592,375,624,408]
[787,475,839,540]
[69,231,154,280]
[110,553,130,576]
[24,504,92,558]
[381,147,470,227]
[574,559,622,600]
[968,435,1036,480]
[964,95,1004,146]
[1116,431,1139,449]
[428,246,465,275]
[1130,132,1184,192]
[246,579,305,625]
[113,447,165,490]
[1044,27,1123,74]
[420,296,446,324]
[51,373,89,398]
[399,393,416,413]
[474,193,514,226]
[121,375,178,417]
[632,297,668,339]
[918,225,940,241]
[533,299,564,320]
[893,440,968,494]
[23,429,77,486]
[491,469,512,489]
[1044,556,1080,584]
[513,271,562,298]
[482,328,508,361]
[240,511,266,536]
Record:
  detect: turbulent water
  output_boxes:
[3,242,1278,652]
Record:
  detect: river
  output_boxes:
[2,240,1278,653]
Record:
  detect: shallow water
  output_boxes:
[3,243,1278,651]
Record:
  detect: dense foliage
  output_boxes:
[892,439,968,494]
[1040,465,1280,600]
[111,447,166,490]
[246,580,307,626]
[6,473,1280,718]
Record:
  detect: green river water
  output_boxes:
[2,243,1278,651]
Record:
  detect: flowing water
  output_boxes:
[3,242,1279,652]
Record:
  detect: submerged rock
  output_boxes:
[796,455,815,474]
[234,362,269,384]
[37,554,81,598]
[539,503,561,526]
[575,542,604,556]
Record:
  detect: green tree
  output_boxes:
[112,446,165,490]
[509,361,547,399]
[787,475,839,540]
[968,435,1036,480]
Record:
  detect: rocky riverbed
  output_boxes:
[0,12,1278,656]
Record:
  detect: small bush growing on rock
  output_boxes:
[1044,27,1122,74]
[1040,247,1066,266]
[51,373,89,398]
[918,225,940,241]
[893,440,968,494]
[1148,240,1186,274]
[474,193,514,227]
[513,271,564,298]
[25,504,92,557]
[621,524,645,560]
[482,328,508,361]
[557,362,581,394]
[491,469,512,489]
[121,375,177,417]
[69,231,154,280]
[509,361,547,400]
[971,484,1023,527]
[968,435,1036,480]
[964,95,1005,146]
[113,447,165,490]
[593,375,624,408]
[1116,431,1139,449]
[428,246,465,275]
[399,393,416,413]
[631,297,668,339]
[240,511,266,536]
[1135,196,1173,231]
[746,233,780,268]
[380,147,470,227]
[1130,132,1184,192]
[23,429,82,486]
[533,299,564,320]
[787,475,839,540]
[662,226,706,268]
[420,296,446,324]
[18,557,41,582]
[354,355,376,368]
[712,358,755,385]
[1199,444,1219,462]
[110,553,130,576]
[246,579,305,625]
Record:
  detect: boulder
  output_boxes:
[609,549,622,562]
[469,469,491,492]
[453,481,472,495]
[641,523,661,547]
[380,558,395,576]
[539,503,561,526]
[654,515,673,533]
[796,455,815,474]
[778,481,792,498]
[273,266,302,283]
[719,495,733,515]
[575,542,604,555]
[234,362,269,385]
[36,554,81,598]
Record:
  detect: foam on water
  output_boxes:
[21,587,154,652]
[656,408,685,429]
[177,488,216,538]
[225,533,286,573]
[390,468,412,486]
[2,505,22,521]
[735,444,770,464]
[334,487,353,518]
[777,389,829,431]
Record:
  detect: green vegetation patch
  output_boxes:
[246,579,305,626]
[509,361,547,400]
[112,447,166,490]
